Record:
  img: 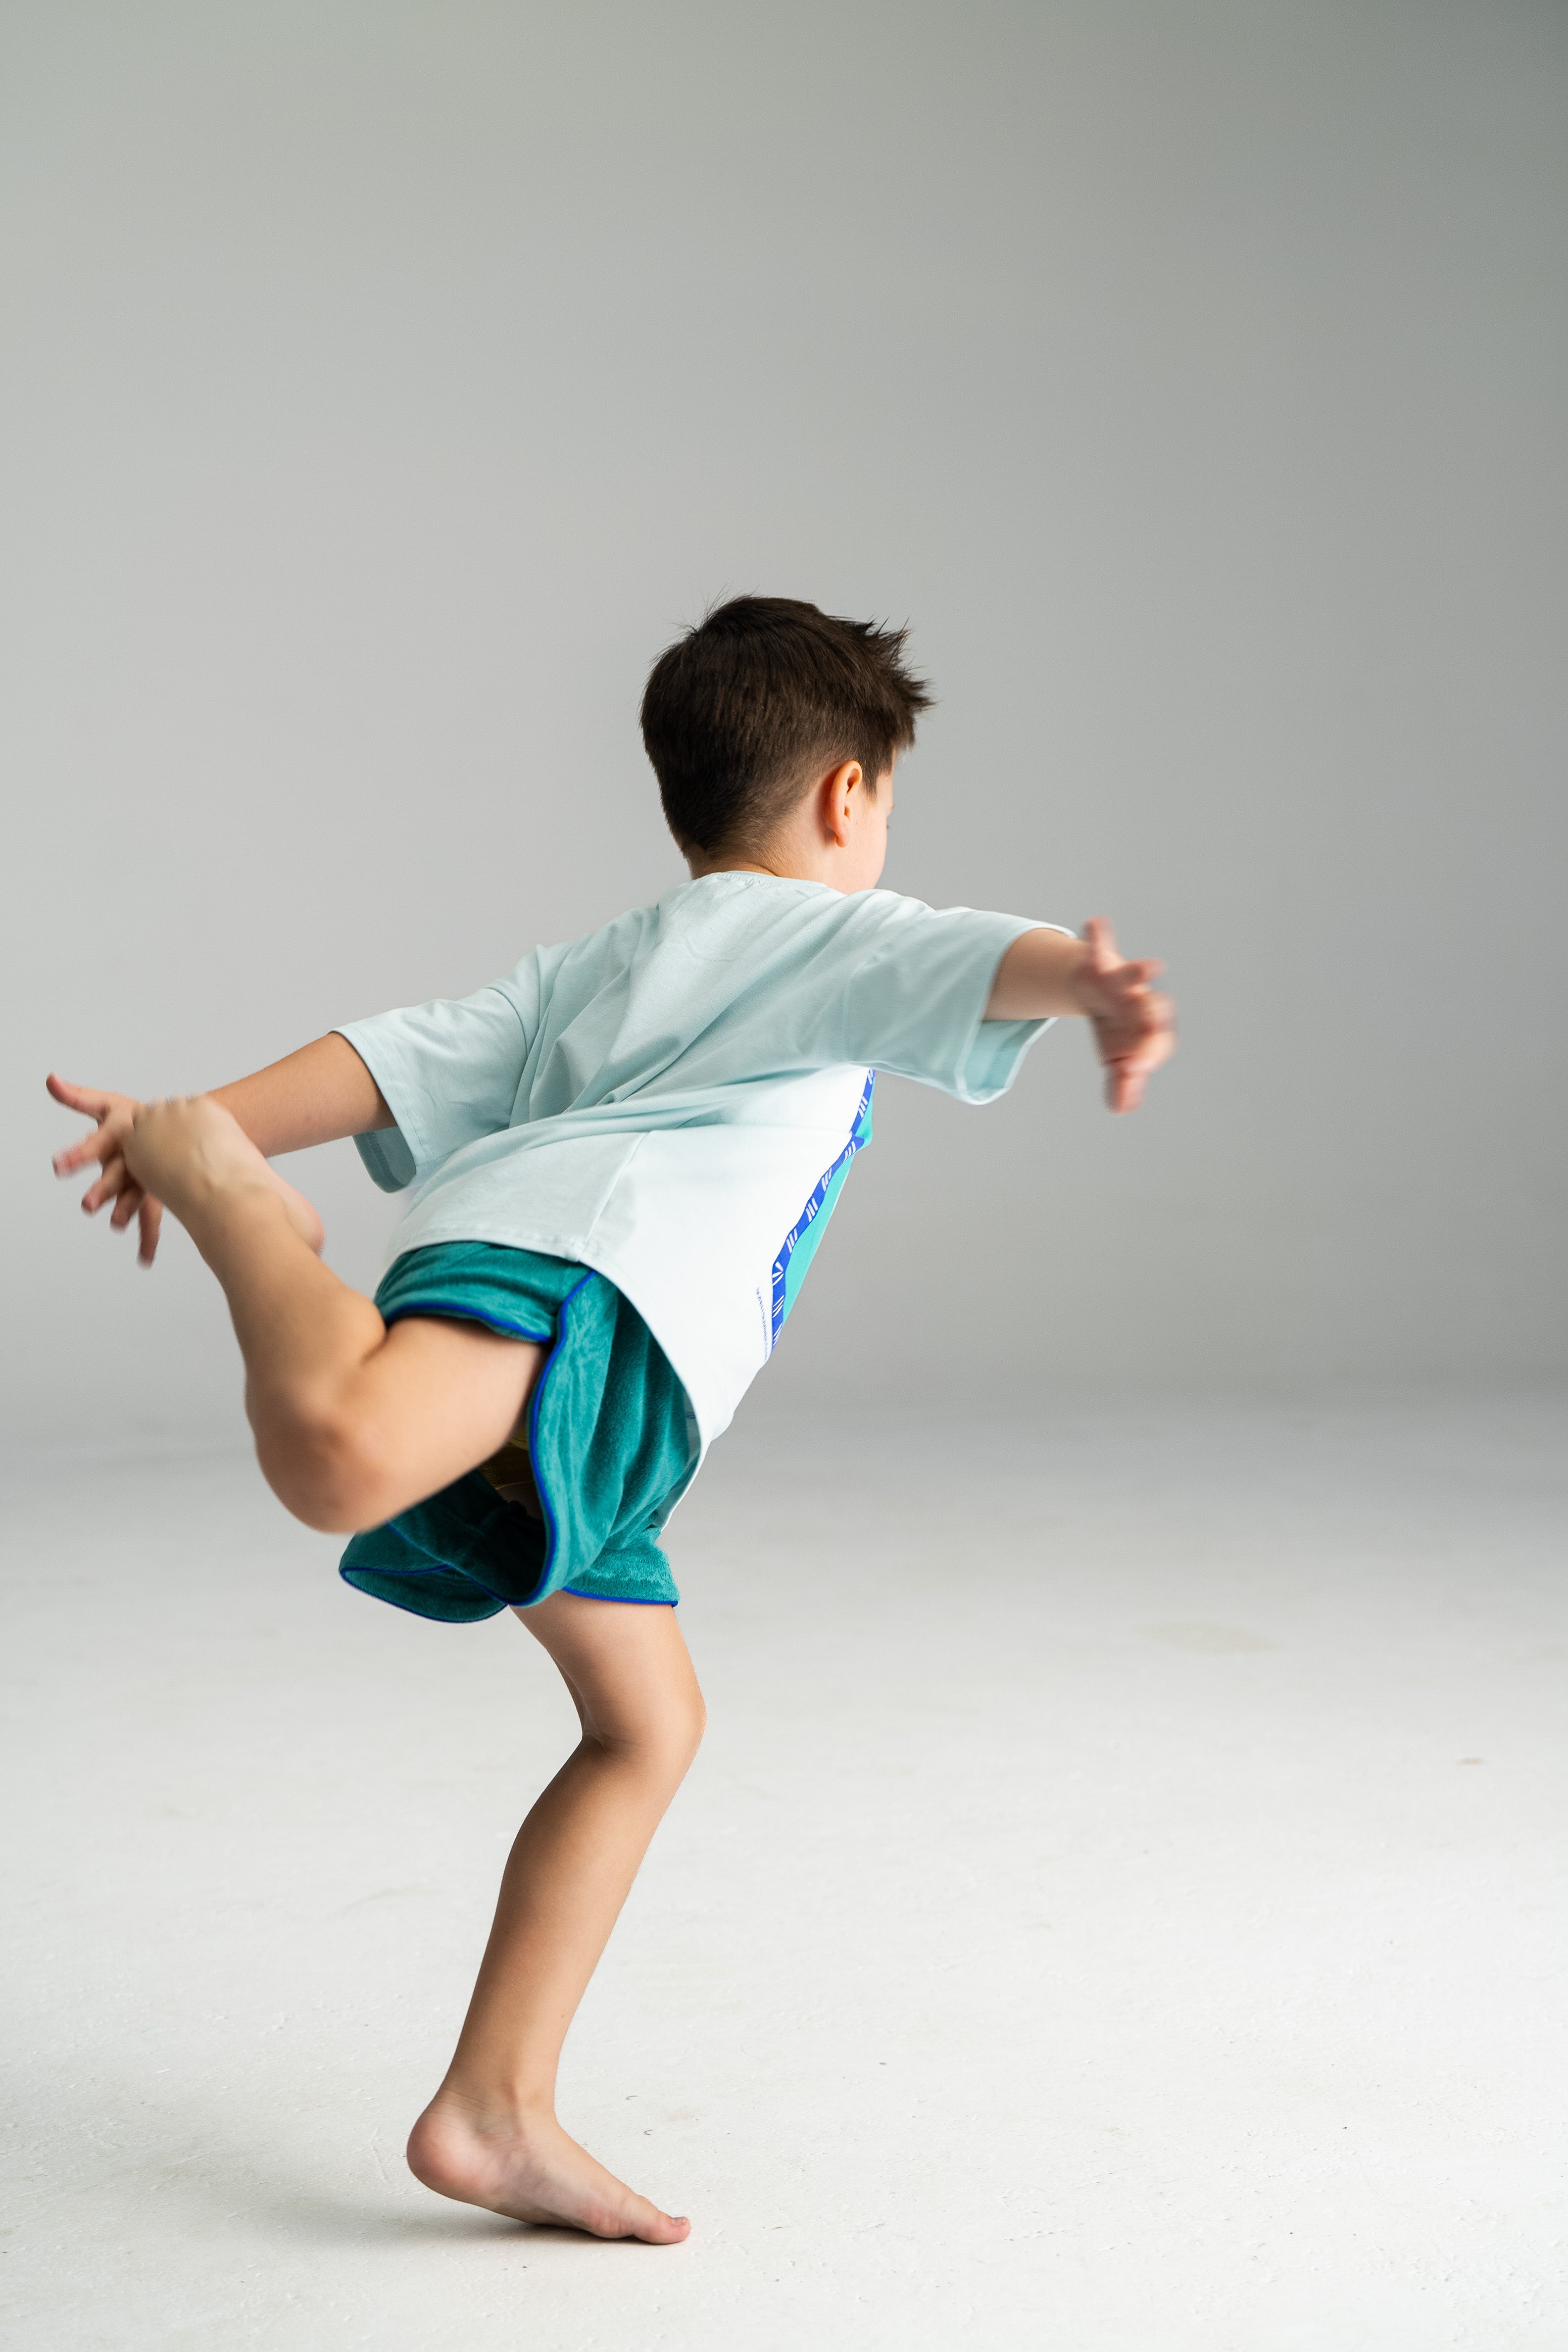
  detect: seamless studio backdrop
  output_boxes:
[5,0,1564,1441]
[6,8,1568,2350]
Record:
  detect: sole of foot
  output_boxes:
[406,2101,690,2245]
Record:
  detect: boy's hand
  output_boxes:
[48,1074,165,1265]
[1071,917,1176,1114]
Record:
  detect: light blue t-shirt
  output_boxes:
[339,874,1062,1454]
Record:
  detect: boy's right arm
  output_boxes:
[985,917,1176,1113]
[49,1033,391,1267]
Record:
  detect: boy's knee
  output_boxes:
[669,1683,706,1768]
[638,1690,706,1780]
[256,1398,397,1534]
[595,1681,705,1780]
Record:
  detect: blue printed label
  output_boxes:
[768,1071,875,1349]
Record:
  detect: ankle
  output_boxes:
[407,2086,553,2198]
[424,2076,557,2135]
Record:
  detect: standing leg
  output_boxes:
[130,1098,702,2236]
[407,1592,705,2243]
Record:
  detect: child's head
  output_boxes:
[640,597,932,871]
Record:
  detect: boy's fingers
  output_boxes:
[1128,1038,1176,1087]
[54,1120,132,1176]
[109,1179,144,1230]
[1094,996,1174,1059]
[1106,1053,1160,1110]
[82,1156,137,1210]
[1099,1010,1176,1113]
[1098,959,1165,1002]
[54,1127,118,1174]
[81,1156,131,1210]
[1082,925,1169,1011]
[1113,1018,1176,1070]
[137,1196,163,1266]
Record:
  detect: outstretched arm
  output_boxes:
[207,1034,393,1154]
[985,917,1176,1113]
[49,1033,391,1266]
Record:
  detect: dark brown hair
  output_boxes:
[639,595,933,855]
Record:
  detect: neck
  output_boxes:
[685,852,785,881]
[685,828,843,887]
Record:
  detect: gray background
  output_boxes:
[6,0,1565,1447]
[7,15,1568,2341]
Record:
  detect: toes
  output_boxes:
[625,2203,689,2245]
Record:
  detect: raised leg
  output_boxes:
[122,1096,543,1529]
[406,1591,705,2242]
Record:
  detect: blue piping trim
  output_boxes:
[381,1298,554,1344]
[769,1070,875,1347]
[523,1268,598,1606]
[559,1588,678,1607]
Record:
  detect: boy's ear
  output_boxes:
[820,759,864,843]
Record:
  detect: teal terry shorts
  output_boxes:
[338,1244,695,1623]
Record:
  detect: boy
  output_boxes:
[50,596,1175,2245]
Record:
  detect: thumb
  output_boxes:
[1082,915,1124,974]
[48,1073,110,1117]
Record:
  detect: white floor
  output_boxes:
[4,1391,1566,2351]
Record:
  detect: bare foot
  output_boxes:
[123,1097,325,1253]
[406,2093,689,2244]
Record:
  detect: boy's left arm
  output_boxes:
[986,917,1176,1113]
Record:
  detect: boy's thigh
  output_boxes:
[347,1313,546,1517]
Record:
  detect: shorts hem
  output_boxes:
[559,1585,678,1607]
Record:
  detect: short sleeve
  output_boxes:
[336,953,549,1192]
[838,898,1074,1102]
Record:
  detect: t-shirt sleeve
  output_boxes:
[837,898,1075,1102]
[335,953,548,1193]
